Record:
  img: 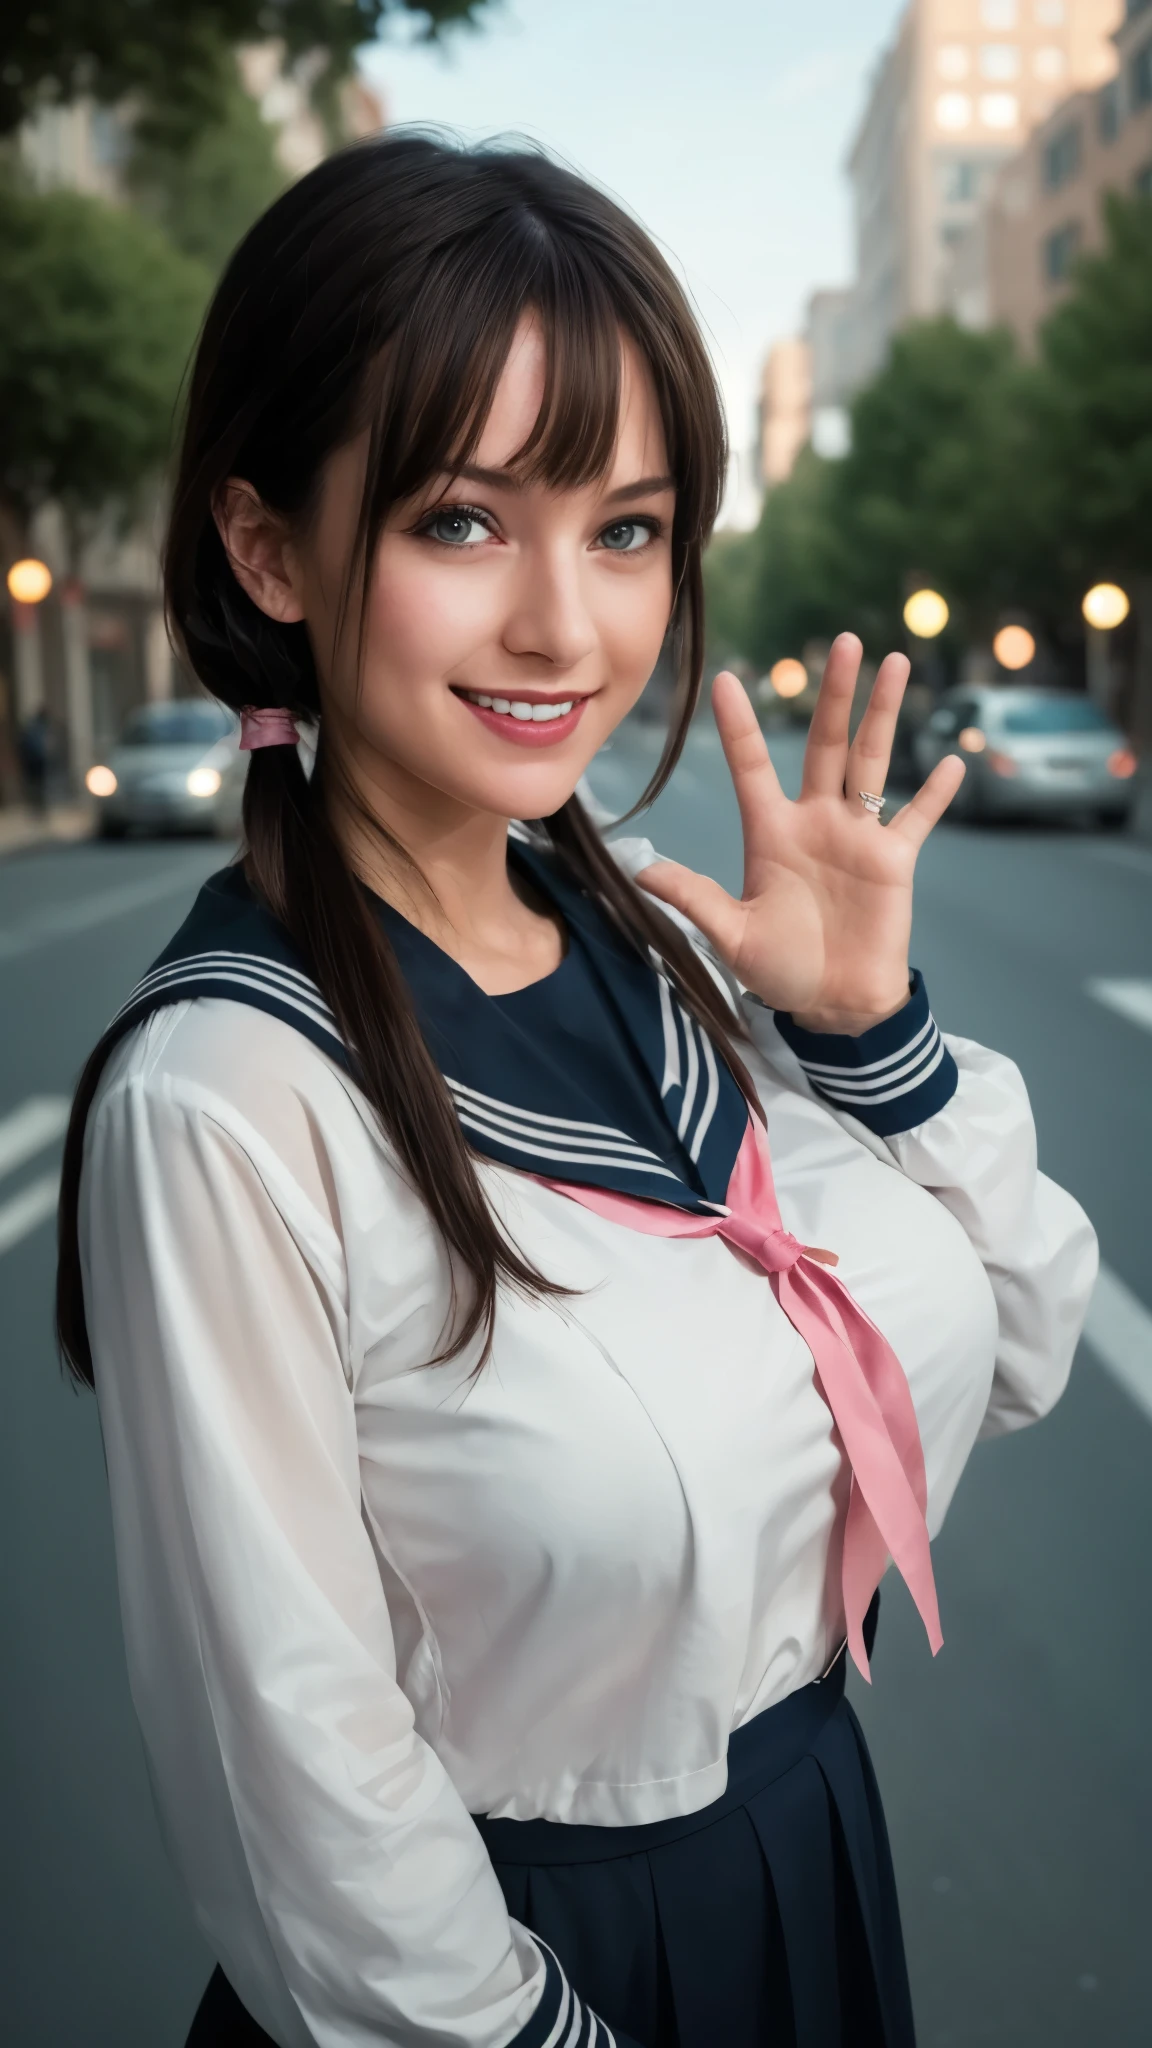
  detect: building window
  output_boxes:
[1136,161,1152,196]
[1035,0,1064,21]
[981,0,1017,24]
[980,43,1021,79]
[1131,38,1152,109]
[938,43,970,79]
[979,91,1019,127]
[1033,46,1066,81]
[1043,221,1081,283]
[1043,121,1082,187]
[1097,81,1121,141]
[939,157,982,201]
[937,92,973,130]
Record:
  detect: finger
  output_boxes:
[635,858,748,966]
[844,650,910,809]
[710,671,787,855]
[887,754,967,851]
[801,632,863,799]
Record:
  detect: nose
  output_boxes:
[501,546,598,672]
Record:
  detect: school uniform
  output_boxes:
[81,828,1096,2048]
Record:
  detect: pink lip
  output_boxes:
[454,692,590,748]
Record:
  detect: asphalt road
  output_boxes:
[3,720,1151,2046]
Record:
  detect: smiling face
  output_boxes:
[224,317,677,834]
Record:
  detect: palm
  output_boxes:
[638,637,965,1033]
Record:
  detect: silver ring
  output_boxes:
[857,789,886,816]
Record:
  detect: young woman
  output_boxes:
[57,135,1096,2048]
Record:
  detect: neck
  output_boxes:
[322,728,564,988]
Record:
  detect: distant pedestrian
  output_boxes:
[17,706,58,814]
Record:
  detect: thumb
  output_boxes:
[635,859,745,965]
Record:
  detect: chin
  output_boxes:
[460,755,593,822]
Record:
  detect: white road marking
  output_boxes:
[0,1170,59,1257]
[1084,1265,1152,1425]
[1086,977,1152,1035]
[0,860,215,963]
[0,1096,70,1180]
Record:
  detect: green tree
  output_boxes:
[0,1,492,145]
[1036,193,1152,735]
[127,61,288,274]
[832,319,1056,644]
[740,446,851,669]
[717,320,1067,674]
[0,180,210,532]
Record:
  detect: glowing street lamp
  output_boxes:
[992,624,1035,671]
[1082,583,1129,630]
[768,658,808,699]
[6,558,53,605]
[903,588,949,638]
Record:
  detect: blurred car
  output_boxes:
[912,685,1138,827]
[86,699,245,839]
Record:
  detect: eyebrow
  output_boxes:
[450,462,676,502]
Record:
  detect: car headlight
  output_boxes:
[187,767,223,798]
[86,765,117,797]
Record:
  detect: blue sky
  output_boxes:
[362,0,906,518]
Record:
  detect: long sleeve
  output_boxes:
[82,1032,624,2048]
[607,832,1096,1445]
[748,995,1098,1441]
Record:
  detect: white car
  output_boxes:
[913,685,1138,828]
[88,700,246,839]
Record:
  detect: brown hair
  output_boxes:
[57,131,758,1389]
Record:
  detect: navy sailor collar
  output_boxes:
[107,836,750,1213]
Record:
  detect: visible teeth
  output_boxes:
[464,691,577,723]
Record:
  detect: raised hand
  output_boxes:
[636,634,965,1034]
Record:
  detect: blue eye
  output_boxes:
[598,520,655,553]
[425,508,490,547]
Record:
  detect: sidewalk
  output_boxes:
[0,802,93,857]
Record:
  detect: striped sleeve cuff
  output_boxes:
[772,971,958,1137]
[512,1938,642,2048]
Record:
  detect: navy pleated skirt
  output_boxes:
[188,1601,912,2048]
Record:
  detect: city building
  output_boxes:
[756,337,812,485]
[840,0,1121,391]
[950,0,1152,341]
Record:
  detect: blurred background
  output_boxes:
[2,3,1150,2044]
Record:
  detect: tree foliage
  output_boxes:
[0,0,492,143]
[713,196,1152,678]
[127,59,288,273]
[0,180,209,524]
[1037,193,1152,581]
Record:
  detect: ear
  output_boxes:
[213,479,305,624]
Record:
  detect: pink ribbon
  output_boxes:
[238,706,300,751]
[539,1118,942,1682]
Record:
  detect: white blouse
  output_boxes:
[81,857,1096,2048]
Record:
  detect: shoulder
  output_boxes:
[89,997,404,1236]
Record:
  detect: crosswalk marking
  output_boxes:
[1083,1265,1152,1426]
[0,1094,70,1258]
[0,1096,69,1180]
[1087,977,1152,1035]
[0,1171,59,1257]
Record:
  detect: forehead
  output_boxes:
[470,317,670,485]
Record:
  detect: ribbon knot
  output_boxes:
[738,1222,804,1274]
[539,1118,943,1683]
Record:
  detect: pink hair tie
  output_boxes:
[238,706,301,751]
